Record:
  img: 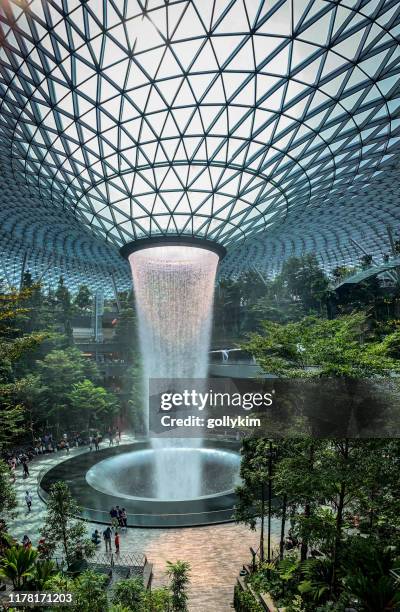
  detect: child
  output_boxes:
[115,531,120,555]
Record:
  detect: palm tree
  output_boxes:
[0,546,38,589]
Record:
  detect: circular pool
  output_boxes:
[39,440,241,527]
[86,447,241,502]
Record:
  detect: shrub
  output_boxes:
[112,577,146,610]
[0,546,37,589]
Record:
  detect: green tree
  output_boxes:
[322,440,366,593]
[244,314,400,436]
[69,379,119,430]
[0,459,17,523]
[166,560,191,612]
[113,295,138,363]
[13,373,46,443]
[235,439,278,563]
[331,266,355,283]
[72,570,108,612]
[45,571,107,612]
[244,312,400,379]
[354,439,400,541]
[19,275,48,333]
[0,285,47,447]
[74,285,92,310]
[278,255,330,316]
[36,347,101,432]
[113,296,143,430]
[40,482,94,567]
[274,440,329,563]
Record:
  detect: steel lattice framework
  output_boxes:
[0,0,399,289]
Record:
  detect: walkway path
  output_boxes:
[9,437,280,612]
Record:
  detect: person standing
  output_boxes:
[22,458,29,478]
[110,506,118,529]
[25,491,32,513]
[103,526,112,553]
[114,531,120,555]
[108,428,113,446]
[121,508,127,529]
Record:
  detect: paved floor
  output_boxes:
[8,437,280,612]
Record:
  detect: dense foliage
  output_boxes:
[1,253,400,611]
[214,254,400,344]
[0,284,48,447]
[232,256,400,611]
[0,279,122,446]
[235,438,400,611]
[243,312,400,378]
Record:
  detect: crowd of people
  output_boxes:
[4,428,124,481]
[5,452,31,483]
[4,427,123,477]
[4,427,122,462]
[90,505,128,556]
[4,427,126,558]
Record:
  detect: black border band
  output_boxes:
[120,236,227,260]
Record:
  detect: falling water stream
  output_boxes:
[128,245,219,500]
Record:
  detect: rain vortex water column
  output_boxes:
[125,240,221,500]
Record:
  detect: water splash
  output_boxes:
[128,245,219,499]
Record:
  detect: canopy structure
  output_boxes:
[0,0,399,290]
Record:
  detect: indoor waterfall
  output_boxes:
[128,245,219,500]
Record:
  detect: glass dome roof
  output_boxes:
[0,0,399,291]
[0,0,398,251]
